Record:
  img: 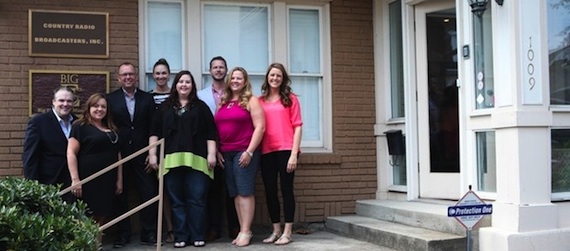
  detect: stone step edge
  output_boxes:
[326,215,465,250]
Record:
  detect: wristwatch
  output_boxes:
[246,151,253,157]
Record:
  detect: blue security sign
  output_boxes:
[448,189,492,230]
[448,204,493,217]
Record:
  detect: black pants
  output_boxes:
[261,150,296,223]
[115,156,158,240]
[206,166,239,235]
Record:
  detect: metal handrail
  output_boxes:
[59,138,165,251]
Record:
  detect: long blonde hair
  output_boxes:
[220,67,252,109]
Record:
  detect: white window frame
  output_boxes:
[139,0,332,152]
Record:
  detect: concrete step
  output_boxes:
[327,215,466,251]
[356,199,490,235]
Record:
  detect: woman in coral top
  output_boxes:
[215,67,265,247]
[259,63,303,245]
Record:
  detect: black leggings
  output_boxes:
[260,150,296,223]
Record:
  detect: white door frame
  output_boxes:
[403,0,460,200]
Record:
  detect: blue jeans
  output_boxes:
[165,167,211,242]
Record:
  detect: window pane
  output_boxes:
[473,10,494,109]
[292,76,321,146]
[476,131,496,192]
[147,2,182,72]
[289,9,320,74]
[393,155,406,186]
[203,4,269,73]
[389,0,405,118]
[548,0,570,105]
[552,129,570,193]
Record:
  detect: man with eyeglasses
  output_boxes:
[107,62,158,248]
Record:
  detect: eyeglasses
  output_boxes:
[119,73,136,77]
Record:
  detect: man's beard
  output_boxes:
[212,75,225,82]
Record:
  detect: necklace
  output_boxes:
[176,105,187,116]
[226,100,236,109]
[105,130,118,144]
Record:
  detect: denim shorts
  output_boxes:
[222,150,260,197]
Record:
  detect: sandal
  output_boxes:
[262,232,281,243]
[235,231,253,247]
[274,235,292,245]
[193,240,206,247]
[174,241,186,248]
[165,231,175,243]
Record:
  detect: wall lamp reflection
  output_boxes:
[468,0,489,18]
[468,0,503,17]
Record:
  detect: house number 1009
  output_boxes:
[527,36,535,91]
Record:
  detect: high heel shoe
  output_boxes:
[235,231,253,247]
[193,240,206,247]
[274,234,292,245]
[262,232,281,243]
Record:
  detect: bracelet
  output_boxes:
[246,151,253,157]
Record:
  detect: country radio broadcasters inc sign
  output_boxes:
[29,9,109,58]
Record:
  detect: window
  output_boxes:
[288,8,323,146]
[202,4,269,94]
[389,0,404,118]
[476,131,496,192]
[551,129,570,198]
[548,0,570,105]
[472,7,494,109]
[144,1,183,91]
[141,0,332,151]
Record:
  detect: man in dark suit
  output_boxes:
[107,62,158,248]
[22,86,76,201]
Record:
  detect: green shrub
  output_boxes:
[0,177,100,251]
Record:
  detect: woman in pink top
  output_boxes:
[214,67,265,247]
[258,63,303,245]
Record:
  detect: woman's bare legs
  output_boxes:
[234,195,255,246]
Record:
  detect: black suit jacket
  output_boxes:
[106,88,156,162]
[22,110,75,185]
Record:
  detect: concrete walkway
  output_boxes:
[102,224,395,251]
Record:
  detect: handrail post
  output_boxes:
[155,140,165,251]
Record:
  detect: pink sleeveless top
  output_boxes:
[214,100,254,152]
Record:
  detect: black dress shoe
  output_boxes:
[113,236,130,249]
[140,236,158,246]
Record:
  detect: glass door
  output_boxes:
[415,0,460,199]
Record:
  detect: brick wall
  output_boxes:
[0,0,138,174]
[0,0,376,225]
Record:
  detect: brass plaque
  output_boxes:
[29,9,109,58]
[29,70,110,117]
